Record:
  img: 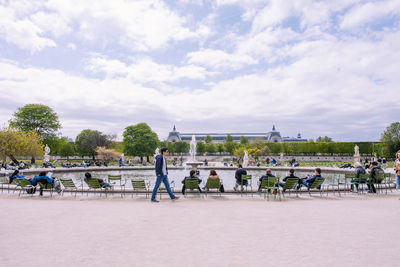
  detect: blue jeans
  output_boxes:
[151,175,175,200]
[397,176,400,189]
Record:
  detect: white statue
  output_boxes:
[121,153,125,161]
[44,144,50,162]
[354,145,360,156]
[280,152,284,164]
[45,144,50,155]
[153,148,160,163]
[243,150,249,167]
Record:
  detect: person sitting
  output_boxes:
[258,169,275,192]
[271,158,277,166]
[297,168,322,190]
[279,169,299,192]
[9,170,30,184]
[350,162,366,192]
[233,164,247,191]
[30,171,62,195]
[206,169,224,192]
[367,161,384,193]
[84,172,112,188]
[181,170,202,195]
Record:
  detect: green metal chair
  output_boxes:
[373,173,385,194]
[281,178,299,198]
[204,178,222,197]
[259,177,280,201]
[38,182,55,197]
[240,175,253,197]
[0,175,10,193]
[183,178,201,197]
[131,179,150,198]
[384,173,396,193]
[107,175,126,197]
[326,174,343,196]
[14,178,35,197]
[60,178,81,197]
[307,178,325,197]
[357,174,370,194]
[86,178,109,197]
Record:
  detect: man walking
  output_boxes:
[151,147,179,202]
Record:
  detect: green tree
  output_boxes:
[217,143,225,154]
[204,135,213,143]
[381,122,400,158]
[76,129,112,160]
[205,143,216,154]
[226,134,234,142]
[123,123,160,162]
[196,142,206,155]
[174,141,189,154]
[0,128,43,164]
[316,136,333,142]
[9,104,61,139]
[224,141,237,154]
[59,142,75,160]
[240,136,248,145]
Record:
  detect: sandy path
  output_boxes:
[1,193,399,267]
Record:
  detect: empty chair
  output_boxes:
[60,178,81,197]
[131,179,151,198]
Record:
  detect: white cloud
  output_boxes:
[85,56,212,84]
[0,5,56,52]
[187,49,258,70]
[340,0,400,29]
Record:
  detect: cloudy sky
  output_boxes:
[0,0,399,142]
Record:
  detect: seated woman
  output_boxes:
[84,172,112,188]
[206,170,224,192]
[9,170,30,184]
[181,170,202,195]
[30,171,62,195]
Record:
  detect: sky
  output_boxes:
[0,0,399,142]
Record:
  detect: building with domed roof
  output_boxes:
[166,125,307,143]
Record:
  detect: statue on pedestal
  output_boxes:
[354,145,361,164]
[44,144,51,162]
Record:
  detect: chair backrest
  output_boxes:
[108,175,122,184]
[131,179,147,190]
[38,182,54,189]
[241,175,252,185]
[359,173,370,179]
[14,178,31,187]
[384,173,391,178]
[185,178,199,190]
[205,178,220,189]
[60,178,77,189]
[86,178,102,189]
[283,178,299,189]
[309,178,325,189]
[260,177,279,189]
[345,173,356,179]
[375,173,385,182]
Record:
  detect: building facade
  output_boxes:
[166,125,307,143]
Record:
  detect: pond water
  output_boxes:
[55,168,343,190]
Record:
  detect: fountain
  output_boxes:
[243,150,249,167]
[185,135,203,170]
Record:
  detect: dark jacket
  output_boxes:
[370,166,384,182]
[355,166,366,178]
[283,174,299,182]
[235,168,247,182]
[182,175,202,184]
[155,155,168,176]
[259,173,275,182]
